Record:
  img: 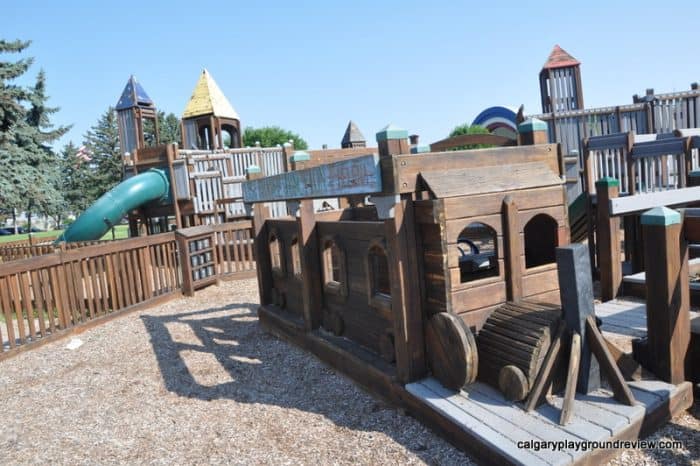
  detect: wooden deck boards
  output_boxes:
[595,298,700,341]
[406,376,685,466]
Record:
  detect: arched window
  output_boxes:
[269,232,284,274]
[291,236,302,277]
[369,245,391,297]
[524,214,558,268]
[222,124,239,148]
[322,237,347,296]
[456,222,499,283]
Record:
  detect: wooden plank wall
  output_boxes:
[315,221,393,356]
[265,218,306,318]
[416,185,568,330]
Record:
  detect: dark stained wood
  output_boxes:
[642,219,690,384]
[498,365,529,401]
[525,321,564,411]
[384,195,426,383]
[586,316,636,405]
[502,196,522,302]
[297,200,322,330]
[596,179,622,301]
[425,312,478,390]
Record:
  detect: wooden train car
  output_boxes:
[243,124,569,384]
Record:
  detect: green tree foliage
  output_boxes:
[158,111,181,145]
[59,141,92,221]
[0,40,69,231]
[83,107,122,201]
[0,39,34,214]
[448,123,492,150]
[242,126,308,150]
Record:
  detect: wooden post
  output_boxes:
[517,118,548,146]
[502,196,522,302]
[375,193,426,383]
[290,151,310,171]
[166,143,183,229]
[247,165,273,306]
[297,199,322,330]
[595,178,621,301]
[376,124,409,157]
[556,244,601,393]
[638,207,690,384]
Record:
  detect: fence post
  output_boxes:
[636,207,690,384]
[246,166,273,306]
[595,178,621,301]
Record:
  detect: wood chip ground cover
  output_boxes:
[0,279,696,465]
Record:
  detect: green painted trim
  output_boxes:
[518,118,547,132]
[290,151,311,162]
[595,177,620,188]
[641,206,681,226]
[376,123,408,142]
[410,145,430,154]
[689,170,700,178]
[246,165,262,174]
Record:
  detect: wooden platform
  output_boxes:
[406,377,692,466]
[595,298,700,349]
[260,304,694,466]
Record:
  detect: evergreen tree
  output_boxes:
[0,39,34,220]
[242,126,308,150]
[158,111,181,145]
[0,40,69,232]
[58,142,92,223]
[83,107,121,202]
[21,69,70,229]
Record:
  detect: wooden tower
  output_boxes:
[539,45,584,114]
[341,120,366,148]
[116,75,159,157]
[181,69,241,150]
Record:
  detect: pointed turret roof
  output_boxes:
[182,69,239,120]
[542,45,580,70]
[341,120,366,146]
[115,75,154,110]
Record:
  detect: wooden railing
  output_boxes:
[0,220,256,358]
[0,233,180,355]
[584,132,694,196]
[0,238,123,263]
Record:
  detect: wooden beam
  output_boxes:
[384,195,426,383]
[502,196,522,301]
[525,321,564,411]
[560,332,581,425]
[640,207,690,384]
[610,186,700,216]
[596,178,621,301]
[297,200,322,330]
[585,316,635,405]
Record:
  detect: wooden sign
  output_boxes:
[242,154,382,202]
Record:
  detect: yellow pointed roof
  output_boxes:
[182,69,240,120]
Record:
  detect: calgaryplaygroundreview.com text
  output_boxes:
[517,439,684,452]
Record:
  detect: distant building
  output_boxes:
[341,120,366,148]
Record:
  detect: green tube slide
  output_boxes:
[56,169,170,243]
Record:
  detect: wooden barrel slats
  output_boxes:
[477,301,562,397]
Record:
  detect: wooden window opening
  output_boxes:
[457,222,499,283]
[524,214,558,268]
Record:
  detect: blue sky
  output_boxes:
[4,0,700,150]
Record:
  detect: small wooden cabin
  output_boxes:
[243,125,569,384]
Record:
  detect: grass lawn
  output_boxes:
[0,225,130,244]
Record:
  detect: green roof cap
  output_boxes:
[290,151,311,162]
[641,206,681,226]
[246,165,261,174]
[376,123,408,142]
[518,118,547,133]
[595,177,619,188]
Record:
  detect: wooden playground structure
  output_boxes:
[0,55,699,464]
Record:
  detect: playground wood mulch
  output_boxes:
[0,278,696,465]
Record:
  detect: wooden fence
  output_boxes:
[0,221,256,358]
[0,238,119,263]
